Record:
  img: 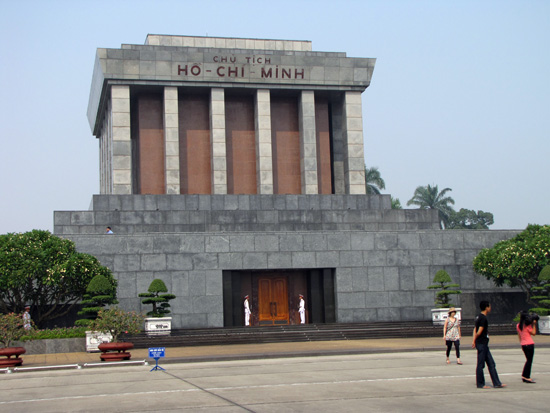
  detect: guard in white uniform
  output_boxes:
[298,294,306,324]
[23,306,31,330]
[244,295,251,327]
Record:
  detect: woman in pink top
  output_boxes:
[517,311,537,383]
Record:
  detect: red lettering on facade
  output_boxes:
[178,64,201,76]
[180,62,305,80]
[227,67,238,77]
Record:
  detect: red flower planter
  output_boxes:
[98,342,133,361]
[0,346,26,367]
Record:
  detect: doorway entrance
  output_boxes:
[222,268,335,327]
[258,275,289,325]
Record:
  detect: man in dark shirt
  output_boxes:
[472,300,506,389]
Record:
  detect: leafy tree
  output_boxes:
[427,270,462,308]
[530,265,550,316]
[0,230,116,328]
[0,313,31,348]
[364,166,386,195]
[391,196,402,209]
[473,225,550,304]
[447,208,494,229]
[407,184,455,229]
[139,279,176,317]
[75,274,118,327]
[90,308,144,343]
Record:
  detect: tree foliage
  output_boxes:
[472,225,550,304]
[0,230,116,328]
[406,184,455,229]
[391,196,402,210]
[0,313,31,348]
[447,208,494,229]
[427,270,462,308]
[528,265,550,316]
[75,274,118,327]
[364,166,386,195]
[139,279,176,317]
[89,307,144,343]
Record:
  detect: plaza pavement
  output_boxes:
[2,335,550,412]
[11,333,550,368]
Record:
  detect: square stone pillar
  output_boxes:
[299,90,318,194]
[255,89,273,194]
[98,102,112,194]
[164,87,180,194]
[210,88,227,194]
[343,91,366,194]
[111,85,132,194]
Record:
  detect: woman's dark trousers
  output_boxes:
[522,344,535,379]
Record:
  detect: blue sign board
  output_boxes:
[149,347,165,359]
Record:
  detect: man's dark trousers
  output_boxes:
[476,341,502,388]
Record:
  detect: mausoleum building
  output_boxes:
[54,35,520,328]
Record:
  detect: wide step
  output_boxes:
[126,321,515,349]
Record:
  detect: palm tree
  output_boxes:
[407,184,455,229]
[391,196,402,209]
[364,166,386,195]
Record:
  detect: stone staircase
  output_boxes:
[128,321,516,349]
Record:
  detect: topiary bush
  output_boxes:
[90,308,144,343]
[75,274,118,327]
[0,313,31,348]
[428,270,462,308]
[139,279,176,318]
[529,265,550,316]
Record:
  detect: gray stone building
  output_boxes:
[55,35,520,328]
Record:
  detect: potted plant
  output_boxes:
[76,274,118,352]
[428,270,462,325]
[529,265,550,334]
[139,279,176,335]
[90,307,144,361]
[0,312,31,367]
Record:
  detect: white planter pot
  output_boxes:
[537,315,550,335]
[145,317,172,336]
[431,308,461,326]
[85,331,112,352]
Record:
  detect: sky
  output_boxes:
[0,0,548,233]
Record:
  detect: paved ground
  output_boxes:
[2,335,550,412]
[10,334,550,367]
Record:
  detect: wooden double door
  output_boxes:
[258,276,289,325]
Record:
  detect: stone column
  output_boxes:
[111,85,132,194]
[343,91,366,194]
[255,89,273,194]
[164,87,180,194]
[210,88,227,194]
[299,90,318,194]
[331,95,345,194]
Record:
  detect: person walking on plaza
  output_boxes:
[244,295,251,327]
[298,294,306,324]
[472,300,506,389]
[443,307,462,365]
[517,310,537,383]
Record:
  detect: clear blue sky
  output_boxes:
[0,0,548,233]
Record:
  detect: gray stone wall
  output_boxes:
[61,229,520,329]
[54,194,440,235]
